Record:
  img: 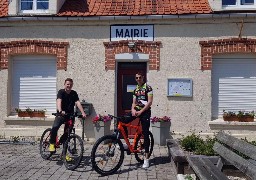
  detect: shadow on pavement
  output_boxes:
[151,156,171,166]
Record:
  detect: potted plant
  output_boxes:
[30,109,46,117]
[223,110,254,122]
[237,111,254,122]
[151,116,171,146]
[15,107,46,117]
[15,108,30,117]
[223,110,239,121]
[93,114,112,141]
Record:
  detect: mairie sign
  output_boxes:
[111,25,154,41]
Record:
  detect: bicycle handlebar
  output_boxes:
[52,112,84,119]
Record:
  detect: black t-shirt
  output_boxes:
[57,89,79,113]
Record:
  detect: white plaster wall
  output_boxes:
[208,0,222,11]
[0,18,256,138]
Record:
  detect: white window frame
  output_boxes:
[19,0,49,14]
[222,0,256,10]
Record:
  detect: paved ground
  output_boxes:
[0,142,177,180]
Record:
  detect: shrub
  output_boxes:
[180,133,204,152]
[180,133,217,156]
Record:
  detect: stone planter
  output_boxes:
[93,121,111,142]
[151,121,171,146]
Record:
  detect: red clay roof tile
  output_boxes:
[58,0,212,16]
[0,0,212,18]
[0,0,8,17]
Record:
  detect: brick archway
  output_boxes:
[0,40,69,70]
[104,40,161,70]
[200,38,256,70]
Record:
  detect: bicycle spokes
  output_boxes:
[63,135,84,170]
[92,136,123,174]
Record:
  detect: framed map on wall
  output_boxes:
[167,78,193,97]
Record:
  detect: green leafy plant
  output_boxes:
[185,175,194,180]
[237,110,255,117]
[223,110,236,117]
[180,133,217,156]
[25,107,33,113]
[33,109,46,114]
[194,136,217,156]
[180,133,204,152]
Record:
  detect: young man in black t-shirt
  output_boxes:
[49,78,86,153]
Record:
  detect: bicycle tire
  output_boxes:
[91,135,124,176]
[134,131,154,163]
[39,128,53,160]
[63,134,84,170]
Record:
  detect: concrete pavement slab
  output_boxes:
[0,142,177,180]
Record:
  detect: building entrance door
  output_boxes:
[117,62,147,137]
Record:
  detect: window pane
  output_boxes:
[37,2,49,10]
[21,0,33,10]
[241,0,254,5]
[222,0,236,5]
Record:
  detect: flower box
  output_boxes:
[151,116,171,146]
[15,107,46,118]
[223,115,239,122]
[238,116,254,122]
[93,121,111,141]
[223,110,254,122]
[18,111,30,117]
[93,114,112,141]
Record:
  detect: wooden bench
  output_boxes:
[187,131,256,180]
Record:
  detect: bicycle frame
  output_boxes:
[116,120,142,153]
[54,119,74,148]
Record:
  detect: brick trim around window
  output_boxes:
[200,38,256,70]
[104,40,162,70]
[0,40,69,70]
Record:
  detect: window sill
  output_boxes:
[209,119,256,131]
[4,115,55,126]
[222,7,256,10]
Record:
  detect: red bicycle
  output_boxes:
[39,113,84,170]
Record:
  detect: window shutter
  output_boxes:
[212,55,256,118]
[12,56,57,115]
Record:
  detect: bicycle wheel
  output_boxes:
[39,128,53,160]
[134,131,154,163]
[91,135,124,176]
[63,134,84,170]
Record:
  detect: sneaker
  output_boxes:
[48,144,55,152]
[65,155,73,162]
[117,143,128,150]
[122,143,128,150]
[142,159,149,169]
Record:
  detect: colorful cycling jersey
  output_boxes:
[133,83,153,110]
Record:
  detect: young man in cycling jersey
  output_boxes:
[49,78,86,152]
[122,71,153,169]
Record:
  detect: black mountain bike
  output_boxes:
[39,113,84,170]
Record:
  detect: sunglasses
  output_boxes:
[135,76,142,79]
